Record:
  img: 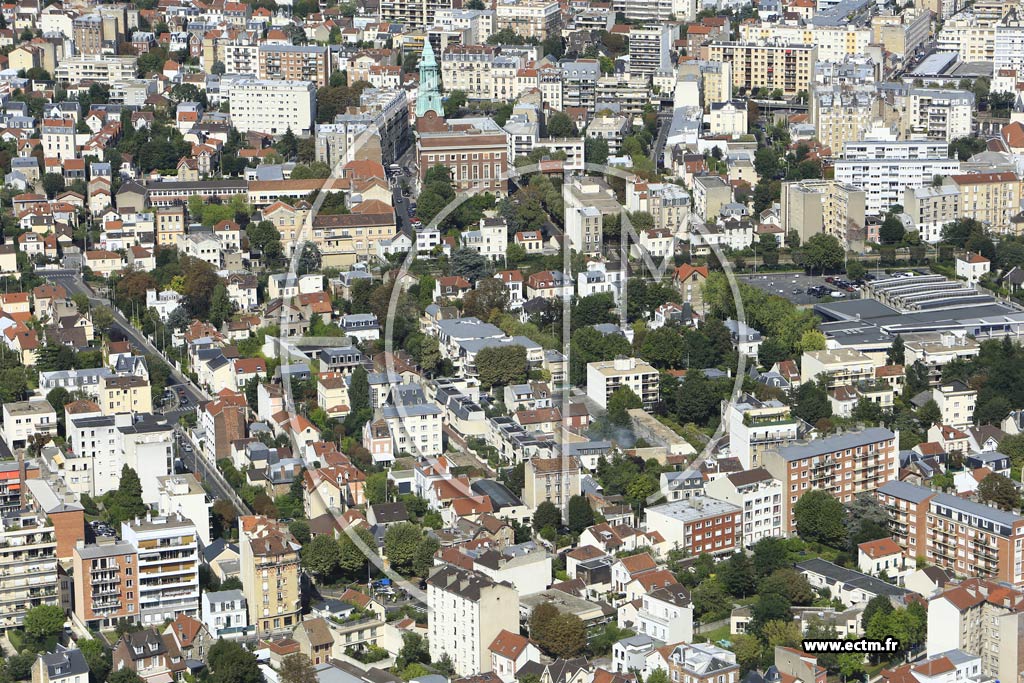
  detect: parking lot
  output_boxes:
[740,272,861,305]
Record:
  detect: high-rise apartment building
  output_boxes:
[763,428,899,533]
[427,565,519,677]
[257,44,331,88]
[121,514,200,626]
[238,516,301,637]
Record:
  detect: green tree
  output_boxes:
[691,576,730,622]
[209,283,233,328]
[108,671,144,683]
[41,172,65,198]
[606,386,641,426]
[999,433,1024,469]
[462,278,509,320]
[585,137,609,165]
[977,472,1021,510]
[749,592,792,636]
[106,465,147,525]
[80,639,112,683]
[759,568,815,606]
[846,260,867,282]
[451,248,490,282]
[732,634,764,674]
[793,490,847,548]
[280,654,317,683]
[791,380,832,425]
[888,334,905,365]
[208,639,264,683]
[533,500,562,532]
[803,233,844,273]
[546,112,576,138]
[337,525,377,579]
[798,329,827,352]
[475,345,528,388]
[443,90,467,117]
[349,366,370,414]
[718,551,757,598]
[47,387,71,424]
[861,595,894,635]
[289,519,311,545]
[23,604,65,641]
[941,217,984,247]
[384,522,424,574]
[413,535,440,576]
[879,214,905,244]
[762,619,802,650]
[301,534,341,579]
[365,472,391,505]
[567,495,595,534]
[276,127,298,160]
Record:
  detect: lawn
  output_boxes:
[694,624,732,645]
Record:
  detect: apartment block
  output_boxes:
[121,514,200,626]
[66,402,119,498]
[72,538,139,631]
[810,88,876,154]
[636,583,694,644]
[2,400,57,452]
[417,117,510,196]
[875,480,936,558]
[994,6,1024,74]
[725,395,803,470]
[55,56,138,84]
[257,44,331,88]
[154,206,186,247]
[0,506,59,631]
[738,22,871,62]
[903,184,961,243]
[72,15,105,55]
[523,456,581,515]
[762,427,899,533]
[381,0,453,28]
[927,579,1024,682]
[667,643,740,683]
[645,497,741,556]
[933,379,976,430]
[427,565,519,677]
[704,42,817,96]
[800,349,875,389]
[937,11,996,61]
[494,0,560,40]
[628,25,674,77]
[705,469,784,547]
[904,89,974,141]
[441,45,497,100]
[780,180,867,248]
[156,475,212,547]
[99,375,152,416]
[946,172,1023,235]
[871,8,931,56]
[230,80,316,135]
[586,357,660,410]
[926,492,1024,585]
[238,516,301,637]
[835,138,960,216]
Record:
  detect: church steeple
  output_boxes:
[415,40,444,119]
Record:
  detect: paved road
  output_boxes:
[177,426,249,514]
[45,271,249,515]
[652,110,673,171]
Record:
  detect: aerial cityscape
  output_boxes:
[1,2,1024,683]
